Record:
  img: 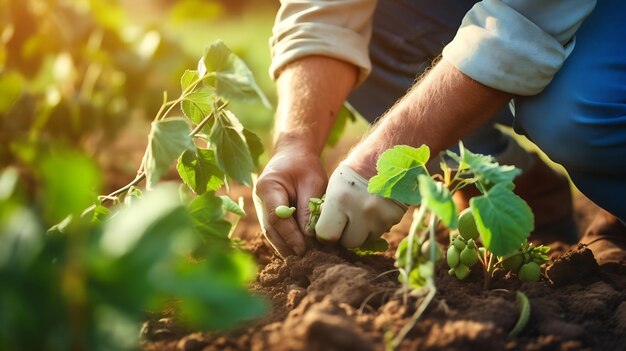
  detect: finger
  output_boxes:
[315,199,348,244]
[296,177,327,237]
[340,217,370,248]
[254,182,306,256]
[263,226,295,258]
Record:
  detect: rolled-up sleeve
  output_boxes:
[269,0,377,85]
[442,0,597,95]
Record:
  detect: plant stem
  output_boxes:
[405,204,428,287]
[391,280,436,350]
[483,252,495,290]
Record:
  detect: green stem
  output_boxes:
[404,204,428,287]
[483,252,495,290]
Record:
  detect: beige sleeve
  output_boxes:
[269,0,378,86]
[442,0,596,96]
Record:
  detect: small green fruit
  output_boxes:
[518,261,541,282]
[275,205,296,219]
[460,246,478,267]
[452,236,466,251]
[447,245,460,268]
[458,208,480,241]
[501,254,524,273]
[454,264,470,280]
[448,268,455,276]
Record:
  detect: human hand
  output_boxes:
[315,162,406,248]
[253,146,327,257]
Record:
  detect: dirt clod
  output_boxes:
[545,244,600,286]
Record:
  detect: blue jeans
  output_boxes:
[348,0,626,222]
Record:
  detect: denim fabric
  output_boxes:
[348,0,512,156]
[515,0,626,221]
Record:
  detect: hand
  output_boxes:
[253,147,327,257]
[315,163,406,248]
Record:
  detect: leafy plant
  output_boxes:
[0,40,270,350]
[366,143,547,347]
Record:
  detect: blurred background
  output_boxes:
[0,0,280,192]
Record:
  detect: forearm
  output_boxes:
[345,60,513,178]
[274,56,358,155]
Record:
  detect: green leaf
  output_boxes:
[454,147,521,189]
[40,149,101,223]
[209,110,254,186]
[100,184,193,258]
[177,149,224,195]
[199,40,270,107]
[326,102,357,147]
[220,195,245,216]
[417,175,457,228]
[470,183,534,256]
[242,128,264,168]
[368,145,430,205]
[351,237,389,256]
[181,86,215,126]
[188,192,232,240]
[145,118,195,189]
[181,69,200,91]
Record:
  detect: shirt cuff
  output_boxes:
[442,0,567,96]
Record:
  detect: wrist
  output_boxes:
[344,144,380,180]
[273,131,323,156]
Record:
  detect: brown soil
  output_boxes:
[142,191,626,351]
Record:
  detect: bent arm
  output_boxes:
[345,60,513,178]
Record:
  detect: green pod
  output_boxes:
[454,264,471,280]
[275,205,296,219]
[457,208,480,241]
[448,268,455,276]
[518,261,541,282]
[460,246,479,267]
[447,245,461,268]
[452,236,466,251]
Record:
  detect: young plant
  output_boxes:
[0,40,270,351]
[364,143,545,348]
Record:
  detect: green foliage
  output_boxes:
[0,37,270,350]
[177,149,225,195]
[417,174,457,228]
[470,184,534,256]
[367,143,537,290]
[350,238,389,256]
[368,145,430,205]
[146,118,196,188]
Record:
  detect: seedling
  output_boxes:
[361,143,545,349]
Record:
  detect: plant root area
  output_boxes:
[143,192,626,351]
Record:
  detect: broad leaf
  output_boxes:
[181,86,215,126]
[181,69,200,91]
[417,174,457,228]
[220,195,245,216]
[145,118,195,189]
[243,128,264,168]
[368,145,430,205]
[470,183,534,256]
[177,148,224,195]
[188,192,232,240]
[209,110,254,186]
[454,147,521,189]
[199,40,270,107]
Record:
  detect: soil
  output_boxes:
[142,190,626,351]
